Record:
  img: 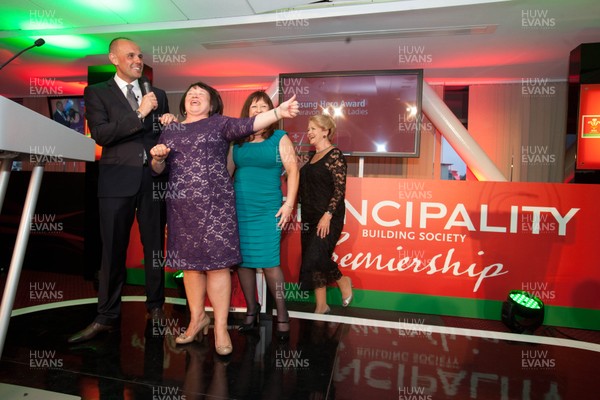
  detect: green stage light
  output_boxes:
[509,291,544,309]
[501,290,545,334]
[173,270,184,280]
[2,35,106,60]
[173,271,186,300]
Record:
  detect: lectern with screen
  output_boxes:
[0,96,96,358]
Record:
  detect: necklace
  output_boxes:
[315,145,333,154]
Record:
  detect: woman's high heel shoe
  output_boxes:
[238,303,260,333]
[176,314,210,344]
[342,277,354,307]
[216,343,233,356]
[215,331,233,356]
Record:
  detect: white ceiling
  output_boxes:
[1,0,599,98]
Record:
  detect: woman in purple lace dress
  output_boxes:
[151,82,298,355]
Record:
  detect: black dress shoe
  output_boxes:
[68,322,118,344]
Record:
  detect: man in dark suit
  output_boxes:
[69,37,169,343]
[53,101,70,127]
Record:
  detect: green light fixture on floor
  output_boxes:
[501,290,545,334]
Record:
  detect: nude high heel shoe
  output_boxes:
[216,343,233,356]
[176,314,210,344]
[215,330,233,356]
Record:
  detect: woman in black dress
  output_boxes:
[299,114,353,314]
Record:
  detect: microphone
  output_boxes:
[139,76,153,96]
[0,38,45,71]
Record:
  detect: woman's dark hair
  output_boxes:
[235,90,277,145]
[179,81,223,118]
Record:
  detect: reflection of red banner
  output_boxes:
[576,84,600,169]
[334,324,597,399]
[282,178,600,328]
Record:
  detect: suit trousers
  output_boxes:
[95,166,165,325]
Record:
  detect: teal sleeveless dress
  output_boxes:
[233,130,286,268]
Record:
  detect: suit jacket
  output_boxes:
[84,78,169,197]
[53,110,70,127]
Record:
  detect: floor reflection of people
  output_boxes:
[129,319,166,399]
[226,328,290,399]
[73,330,124,399]
[181,339,229,399]
[261,339,288,399]
[296,320,340,399]
[228,319,339,399]
[229,331,262,398]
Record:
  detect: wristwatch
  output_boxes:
[135,110,143,120]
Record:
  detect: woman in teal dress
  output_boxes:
[229,91,299,340]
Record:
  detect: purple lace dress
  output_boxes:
[158,114,255,271]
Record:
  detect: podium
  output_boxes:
[0,96,96,358]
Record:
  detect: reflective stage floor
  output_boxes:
[1,271,599,400]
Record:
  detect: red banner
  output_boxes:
[576,83,600,170]
[281,178,600,311]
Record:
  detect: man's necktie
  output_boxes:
[126,84,148,165]
[125,84,139,110]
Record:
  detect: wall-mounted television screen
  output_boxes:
[48,96,85,135]
[279,69,423,157]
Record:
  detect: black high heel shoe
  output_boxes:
[238,303,260,333]
[276,319,290,341]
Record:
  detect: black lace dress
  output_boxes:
[298,147,347,290]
